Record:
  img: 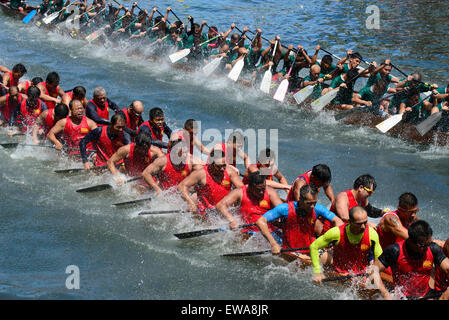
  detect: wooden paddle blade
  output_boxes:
[22,10,37,24]
[203,56,223,76]
[259,69,272,93]
[293,85,314,104]
[376,113,403,133]
[112,197,153,207]
[273,79,289,102]
[76,184,112,193]
[0,142,19,149]
[416,111,442,136]
[169,49,191,63]
[227,58,244,81]
[311,90,338,112]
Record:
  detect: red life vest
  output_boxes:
[390,240,434,297]
[195,164,231,214]
[20,80,31,94]
[18,99,43,130]
[242,163,274,184]
[120,108,140,131]
[207,143,237,166]
[63,115,92,154]
[282,201,316,253]
[44,108,55,136]
[169,130,194,155]
[39,81,58,109]
[66,91,87,107]
[158,153,191,190]
[2,93,23,122]
[137,121,163,141]
[330,189,359,214]
[332,224,371,274]
[95,127,125,167]
[376,210,413,250]
[124,143,153,177]
[88,98,109,121]
[7,72,18,87]
[434,265,449,292]
[239,185,272,232]
[287,170,317,201]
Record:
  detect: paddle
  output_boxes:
[376,92,432,133]
[174,223,257,240]
[138,209,183,215]
[273,50,298,102]
[75,176,141,193]
[222,247,309,257]
[0,142,57,149]
[259,40,278,94]
[112,196,153,207]
[322,273,367,283]
[42,7,65,24]
[227,53,247,82]
[22,9,37,24]
[54,164,107,174]
[86,13,128,42]
[416,110,444,136]
[169,35,220,63]
[203,56,224,76]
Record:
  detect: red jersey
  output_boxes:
[63,115,92,154]
[281,201,316,253]
[287,170,316,202]
[169,130,194,155]
[195,165,231,214]
[7,72,18,87]
[95,127,125,167]
[120,108,140,131]
[39,81,58,109]
[2,93,23,122]
[158,154,191,190]
[434,265,449,292]
[18,99,43,130]
[88,98,109,121]
[124,143,153,177]
[239,185,272,232]
[330,189,358,214]
[138,121,163,141]
[332,224,371,274]
[391,240,434,297]
[242,163,274,185]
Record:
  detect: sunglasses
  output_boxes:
[363,186,374,195]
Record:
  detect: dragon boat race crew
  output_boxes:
[31,102,69,144]
[62,86,87,109]
[47,99,97,155]
[400,89,439,125]
[210,131,251,170]
[86,86,120,126]
[330,174,384,223]
[170,119,210,156]
[371,220,449,300]
[11,86,47,134]
[320,68,361,110]
[277,45,313,91]
[106,131,164,186]
[37,71,65,110]
[310,206,383,284]
[137,107,172,149]
[376,192,419,250]
[79,113,131,170]
[299,64,328,100]
[18,77,43,95]
[242,148,290,191]
[314,52,338,80]
[142,138,204,195]
[117,100,144,140]
[216,171,283,237]
[363,60,399,93]
[0,86,25,127]
[177,149,243,216]
[257,184,343,257]
[2,63,27,89]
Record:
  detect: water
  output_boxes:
[0,0,448,300]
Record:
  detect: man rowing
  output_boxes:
[137,107,172,149]
[61,85,87,109]
[371,220,449,299]
[141,137,204,195]
[310,206,383,284]
[170,119,210,156]
[18,77,43,95]
[2,63,27,89]
[47,99,97,155]
[11,85,47,134]
[106,130,164,186]
[210,131,251,170]
[257,184,343,258]
[431,238,449,300]
[85,86,120,126]
[37,71,65,109]
[177,148,243,216]
[216,171,282,239]
[299,64,329,101]
[79,113,131,170]
[117,100,144,140]
[31,102,69,144]
[0,86,25,127]
[242,148,290,191]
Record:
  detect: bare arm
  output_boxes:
[46,118,66,150]
[107,145,130,184]
[216,188,243,229]
[177,169,206,213]
[142,155,166,195]
[32,110,48,144]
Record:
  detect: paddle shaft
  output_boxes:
[138,209,183,215]
[174,223,257,239]
[222,247,309,257]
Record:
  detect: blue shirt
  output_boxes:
[263,202,336,223]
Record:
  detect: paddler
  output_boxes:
[371,220,449,299]
[79,113,131,170]
[216,171,283,237]
[2,63,27,89]
[37,71,65,110]
[137,107,172,149]
[177,148,243,216]
[299,64,328,101]
[18,77,43,95]
[169,119,210,156]
[0,86,25,127]
[242,148,290,191]
[310,206,383,284]
[210,131,251,170]
[106,130,165,187]
[256,184,343,257]
[11,85,47,134]
[61,86,87,109]
[85,86,120,126]
[330,174,384,222]
[47,99,97,155]
[31,102,69,144]
[430,238,449,300]
[320,67,361,110]
[141,138,204,195]
[117,100,144,140]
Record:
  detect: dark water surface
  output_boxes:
[0,0,448,300]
